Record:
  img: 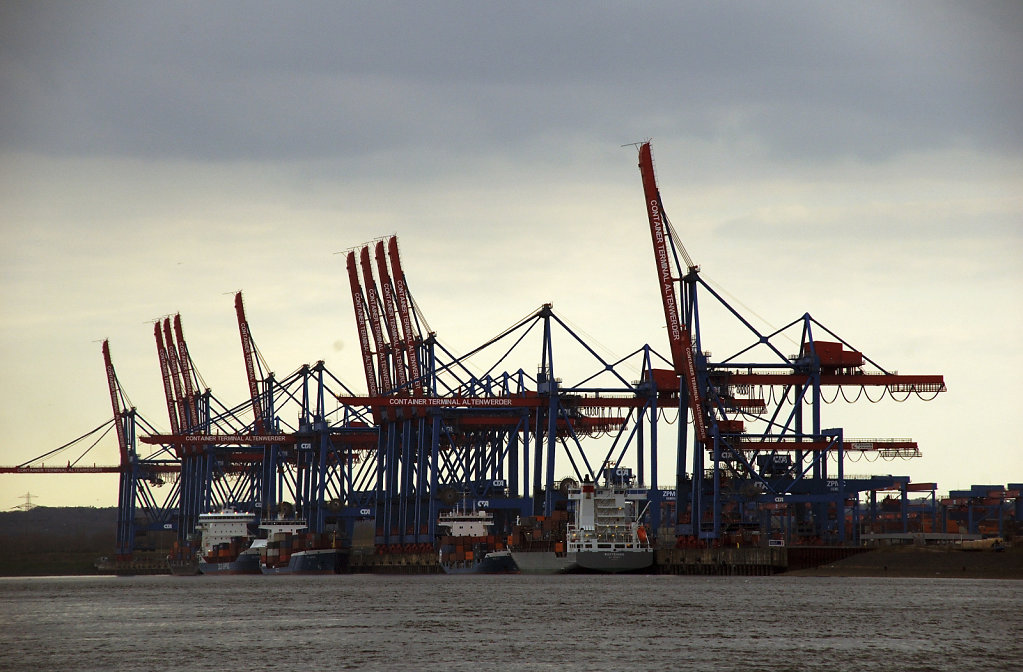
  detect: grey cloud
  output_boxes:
[1,1,1020,165]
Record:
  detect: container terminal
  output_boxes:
[4,143,1020,576]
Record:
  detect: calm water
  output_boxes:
[1,574,1020,671]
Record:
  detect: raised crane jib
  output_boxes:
[387,236,425,396]
[235,292,266,433]
[359,246,394,395]
[638,141,708,446]
[102,340,130,467]
[162,318,189,430]
[346,251,380,398]
[172,315,200,430]
[374,240,409,392]
[154,323,180,435]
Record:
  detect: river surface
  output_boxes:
[1,574,1020,671]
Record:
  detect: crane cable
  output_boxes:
[15,419,115,468]
[841,386,865,403]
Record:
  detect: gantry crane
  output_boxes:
[636,141,945,542]
[6,145,956,564]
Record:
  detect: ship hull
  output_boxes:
[261,548,341,575]
[509,550,578,574]
[441,550,519,575]
[575,549,653,573]
[167,559,201,576]
[199,551,261,575]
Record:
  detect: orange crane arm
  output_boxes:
[0,465,126,474]
[154,323,180,435]
[235,292,266,433]
[374,240,409,392]
[725,372,945,390]
[172,316,200,429]
[162,318,188,429]
[346,251,380,398]
[388,236,425,395]
[360,245,394,395]
[639,142,686,370]
[102,340,130,467]
[638,142,708,446]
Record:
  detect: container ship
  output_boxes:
[195,510,261,575]
[166,539,200,575]
[508,509,577,574]
[259,519,343,574]
[436,505,517,574]
[566,471,653,573]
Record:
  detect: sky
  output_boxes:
[1,1,1021,509]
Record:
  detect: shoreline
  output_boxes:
[783,546,1023,580]
[1,546,1021,579]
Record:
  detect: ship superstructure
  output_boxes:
[258,518,342,574]
[567,469,652,573]
[436,504,516,574]
[196,509,260,575]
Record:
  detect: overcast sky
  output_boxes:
[2,1,1021,508]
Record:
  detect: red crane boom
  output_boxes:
[638,142,709,446]
[374,240,409,393]
[387,236,425,395]
[360,245,394,395]
[102,340,130,468]
[154,323,180,435]
[162,318,189,430]
[173,314,201,430]
[346,251,380,398]
[235,292,266,432]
